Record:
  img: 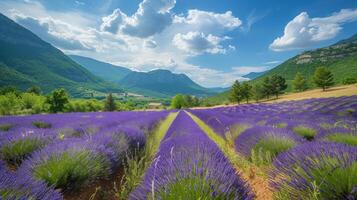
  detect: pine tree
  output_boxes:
[293,72,308,92]
[241,82,252,103]
[270,75,287,99]
[104,93,116,111]
[229,80,243,104]
[262,77,272,99]
[313,67,334,91]
[252,84,264,102]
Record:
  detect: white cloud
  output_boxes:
[270,9,357,51]
[144,40,157,48]
[172,32,229,55]
[174,10,241,32]
[101,0,176,38]
[13,13,94,51]
[100,8,126,34]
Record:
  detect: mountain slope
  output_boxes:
[119,69,216,97]
[69,55,132,82]
[0,13,121,97]
[242,71,266,79]
[205,33,357,104]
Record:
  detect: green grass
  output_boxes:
[32,121,52,129]
[1,138,47,166]
[326,133,357,146]
[293,126,317,141]
[33,151,110,190]
[251,137,296,166]
[117,112,178,199]
[156,174,236,200]
[225,124,250,147]
[0,123,13,131]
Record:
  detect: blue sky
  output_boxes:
[1,0,356,87]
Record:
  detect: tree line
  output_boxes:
[0,86,140,115]
[229,66,352,104]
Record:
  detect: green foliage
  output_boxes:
[293,72,308,92]
[326,133,357,146]
[241,82,252,103]
[262,76,273,99]
[293,126,317,141]
[156,172,236,200]
[46,88,70,113]
[342,76,357,85]
[313,67,334,91]
[0,93,21,115]
[229,80,243,104]
[65,99,103,112]
[26,86,42,95]
[270,75,287,98]
[32,121,52,129]
[0,86,19,96]
[21,93,45,114]
[104,93,116,111]
[1,138,47,166]
[171,94,186,109]
[275,159,357,199]
[252,84,265,102]
[251,137,295,166]
[33,151,110,190]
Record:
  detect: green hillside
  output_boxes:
[69,55,132,82]
[119,69,217,98]
[205,34,357,105]
[0,13,122,97]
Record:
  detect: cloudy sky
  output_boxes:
[1,0,356,87]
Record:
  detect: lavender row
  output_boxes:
[129,112,253,199]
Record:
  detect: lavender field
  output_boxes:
[1,96,357,200]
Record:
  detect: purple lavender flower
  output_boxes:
[270,142,357,199]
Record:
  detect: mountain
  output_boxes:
[69,55,132,82]
[119,69,216,98]
[205,33,357,105]
[68,55,218,98]
[242,71,266,79]
[0,13,122,97]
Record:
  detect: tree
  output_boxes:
[104,93,116,111]
[46,88,69,113]
[293,72,308,92]
[262,77,273,99]
[27,86,42,95]
[0,86,19,96]
[241,82,252,103]
[313,67,334,91]
[229,80,243,104]
[252,84,265,103]
[171,94,186,109]
[342,76,357,85]
[270,75,287,98]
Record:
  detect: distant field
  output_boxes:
[196,84,357,109]
[267,84,357,103]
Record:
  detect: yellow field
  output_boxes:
[267,84,357,103]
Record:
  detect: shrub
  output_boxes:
[325,133,357,146]
[293,126,317,141]
[251,137,296,165]
[342,77,357,85]
[1,138,47,166]
[33,150,110,190]
[32,121,52,129]
[0,93,21,115]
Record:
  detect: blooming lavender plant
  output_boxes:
[129,112,253,200]
[271,142,357,200]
